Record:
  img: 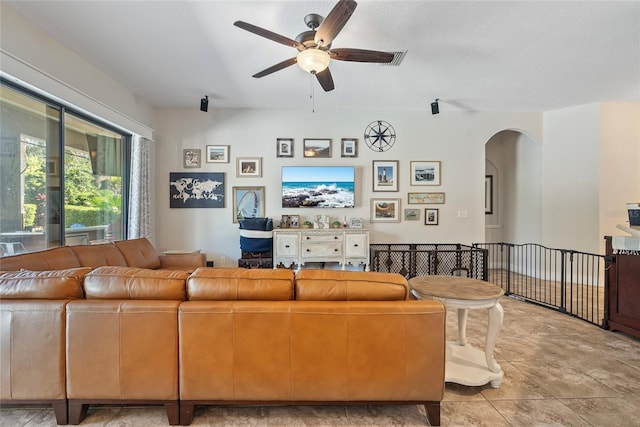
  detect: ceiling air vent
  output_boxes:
[378,51,407,67]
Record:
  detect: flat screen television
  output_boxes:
[282,166,355,208]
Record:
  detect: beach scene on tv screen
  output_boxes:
[282,166,355,208]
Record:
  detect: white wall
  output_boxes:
[599,102,640,244]
[542,103,601,253]
[0,3,153,138]
[152,108,542,266]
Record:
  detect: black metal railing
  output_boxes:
[370,244,488,281]
[473,242,606,327]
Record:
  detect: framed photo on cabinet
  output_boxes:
[372,160,399,192]
[410,160,441,186]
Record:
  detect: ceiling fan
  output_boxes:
[233,0,395,92]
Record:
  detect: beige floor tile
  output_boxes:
[480,362,554,401]
[490,399,589,426]
[559,397,640,427]
[441,400,509,426]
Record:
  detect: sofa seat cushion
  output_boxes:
[84,266,189,300]
[187,267,294,301]
[71,243,127,268]
[295,269,410,301]
[0,268,90,299]
[113,238,161,269]
[0,246,81,271]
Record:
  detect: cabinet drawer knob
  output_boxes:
[306,249,311,252]
[334,248,338,252]
[354,244,359,247]
[306,236,310,240]
[285,245,290,248]
[334,236,338,239]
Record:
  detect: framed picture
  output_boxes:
[485,175,494,214]
[341,138,358,157]
[183,149,201,168]
[169,172,224,208]
[46,158,58,176]
[407,192,445,204]
[372,160,399,192]
[206,145,229,163]
[313,214,330,229]
[277,138,294,158]
[349,217,364,229]
[303,138,332,158]
[404,208,420,221]
[289,214,300,228]
[410,161,441,186]
[424,208,439,225]
[232,186,265,223]
[236,157,262,177]
[371,198,401,222]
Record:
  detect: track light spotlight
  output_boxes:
[430,98,440,115]
[200,95,209,112]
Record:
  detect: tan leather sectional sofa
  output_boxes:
[0,240,445,426]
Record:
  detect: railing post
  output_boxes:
[560,249,567,313]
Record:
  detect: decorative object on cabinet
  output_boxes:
[371,198,401,222]
[205,145,229,163]
[364,120,396,152]
[289,215,300,228]
[485,175,494,214]
[303,138,332,158]
[410,161,441,186]
[331,220,342,228]
[313,214,330,229]
[236,157,262,177]
[349,217,364,229]
[404,209,420,221]
[273,228,370,271]
[169,172,224,208]
[408,192,445,204]
[302,220,313,229]
[276,138,294,158]
[424,208,439,225]
[232,186,265,223]
[183,149,201,168]
[372,160,399,192]
[281,166,355,208]
[341,138,358,157]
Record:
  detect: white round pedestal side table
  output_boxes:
[409,275,505,388]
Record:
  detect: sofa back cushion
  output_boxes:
[295,269,409,301]
[0,267,90,299]
[83,266,189,300]
[0,246,81,271]
[187,267,294,300]
[71,243,127,268]
[113,238,161,269]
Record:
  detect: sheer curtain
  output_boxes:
[128,135,151,239]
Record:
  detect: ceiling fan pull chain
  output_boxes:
[310,73,315,113]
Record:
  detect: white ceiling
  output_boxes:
[4,0,640,113]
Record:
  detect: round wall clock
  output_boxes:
[364,120,396,152]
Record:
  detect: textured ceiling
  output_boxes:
[4,0,640,113]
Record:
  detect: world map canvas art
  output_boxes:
[170,172,225,208]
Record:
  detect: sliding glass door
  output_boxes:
[0,82,128,255]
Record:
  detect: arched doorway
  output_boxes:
[485,130,542,244]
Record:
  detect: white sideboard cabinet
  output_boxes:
[273,229,370,271]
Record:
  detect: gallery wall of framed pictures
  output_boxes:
[174,135,447,227]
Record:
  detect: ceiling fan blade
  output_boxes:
[314,0,357,47]
[234,21,306,50]
[252,57,298,78]
[315,68,335,92]
[329,48,395,63]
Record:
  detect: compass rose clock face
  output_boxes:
[364,120,396,152]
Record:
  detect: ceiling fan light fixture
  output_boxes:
[297,49,330,74]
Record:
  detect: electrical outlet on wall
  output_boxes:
[220,256,226,265]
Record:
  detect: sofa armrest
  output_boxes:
[159,253,206,270]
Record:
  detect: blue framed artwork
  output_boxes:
[169,172,225,208]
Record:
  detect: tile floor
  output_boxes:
[2,296,639,426]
